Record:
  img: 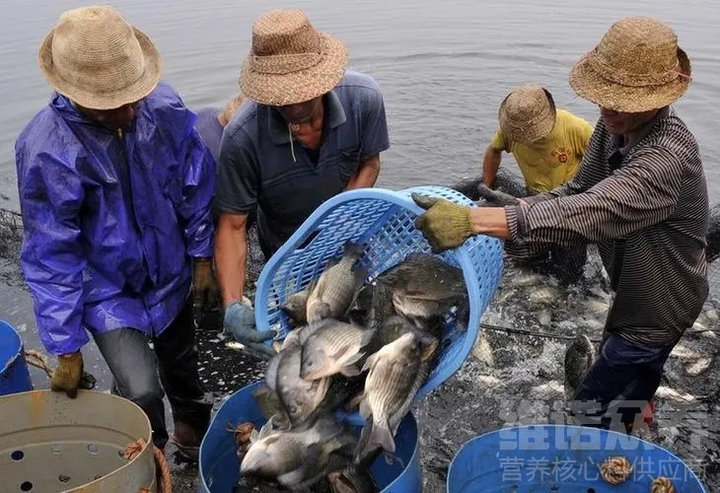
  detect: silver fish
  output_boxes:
[354,332,431,462]
[306,243,367,323]
[300,320,369,380]
[267,339,330,427]
[563,334,595,400]
[377,253,468,330]
[241,415,356,490]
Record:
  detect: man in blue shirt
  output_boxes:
[16,6,215,458]
[215,9,390,358]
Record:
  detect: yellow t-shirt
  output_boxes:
[489,109,594,194]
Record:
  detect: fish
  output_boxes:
[563,334,595,400]
[241,414,356,491]
[267,339,331,428]
[300,320,369,380]
[281,280,317,325]
[376,252,468,330]
[306,243,368,323]
[252,383,289,425]
[476,183,521,206]
[328,466,380,493]
[354,332,431,463]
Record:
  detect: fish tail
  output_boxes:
[370,418,396,454]
[353,419,377,466]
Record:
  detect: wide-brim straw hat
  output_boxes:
[38,5,162,110]
[240,9,349,107]
[570,16,691,113]
[498,85,557,144]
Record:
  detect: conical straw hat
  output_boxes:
[570,16,691,112]
[38,5,162,110]
[240,9,348,106]
[498,85,557,144]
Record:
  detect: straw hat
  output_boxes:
[218,93,246,127]
[38,5,162,110]
[570,17,691,113]
[498,85,557,144]
[240,9,349,106]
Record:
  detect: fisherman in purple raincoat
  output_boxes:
[14,6,216,459]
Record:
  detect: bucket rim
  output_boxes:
[0,388,156,492]
[446,424,707,491]
[0,319,24,375]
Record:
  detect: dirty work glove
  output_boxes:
[193,258,218,323]
[224,301,276,360]
[51,352,84,398]
[411,193,475,253]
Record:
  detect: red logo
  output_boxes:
[552,147,569,164]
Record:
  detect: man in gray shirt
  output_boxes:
[412,17,707,433]
[214,9,390,358]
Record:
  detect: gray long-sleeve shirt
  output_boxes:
[503,107,709,347]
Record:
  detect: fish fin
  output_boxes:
[359,395,371,419]
[353,419,378,466]
[370,419,396,454]
[338,350,365,377]
[264,353,282,391]
[257,419,276,440]
[359,327,376,350]
[361,351,378,373]
[345,391,365,412]
[249,429,259,443]
[340,363,363,377]
[420,338,439,361]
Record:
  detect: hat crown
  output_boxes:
[590,16,682,87]
[502,85,551,122]
[252,9,320,56]
[49,6,147,97]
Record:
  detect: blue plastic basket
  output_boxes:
[447,424,707,492]
[254,186,504,419]
[199,381,422,493]
[0,320,32,396]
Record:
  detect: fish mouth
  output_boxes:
[240,449,272,475]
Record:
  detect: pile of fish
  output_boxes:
[234,243,470,492]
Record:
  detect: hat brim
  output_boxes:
[569,47,691,113]
[38,27,162,110]
[240,32,349,106]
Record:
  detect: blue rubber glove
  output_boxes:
[224,301,276,359]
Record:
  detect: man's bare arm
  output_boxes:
[215,212,248,309]
[346,154,381,190]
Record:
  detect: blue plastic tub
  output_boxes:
[199,380,422,493]
[254,186,504,423]
[0,320,32,396]
[447,424,706,492]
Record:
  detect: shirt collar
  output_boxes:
[268,90,347,145]
[612,105,672,157]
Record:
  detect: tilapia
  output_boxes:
[563,334,595,400]
[355,332,431,463]
[328,466,380,493]
[300,320,369,380]
[281,280,317,325]
[241,415,356,490]
[252,383,289,425]
[376,252,468,330]
[306,243,368,323]
[266,339,330,427]
[476,183,521,206]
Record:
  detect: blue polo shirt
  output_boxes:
[216,70,390,255]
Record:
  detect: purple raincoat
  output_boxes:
[15,81,216,355]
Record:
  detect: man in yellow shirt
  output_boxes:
[481,85,594,283]
[482,85,594,194]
